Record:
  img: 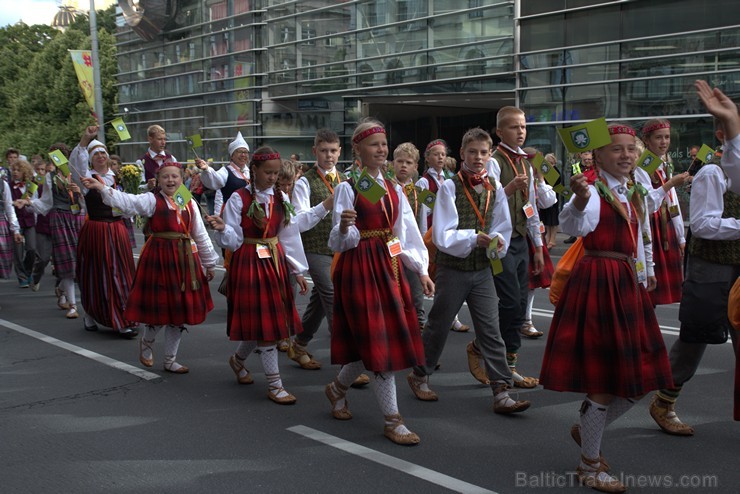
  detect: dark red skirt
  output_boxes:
[649,211,683,305]
[332,237,424,372]
[540,255,674,397]
[124,237,213,326]
[76,219,135,329]
[226,241,302,341]
[528,234,554,290]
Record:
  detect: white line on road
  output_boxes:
[288,425,498,494]
[0,318,162,381]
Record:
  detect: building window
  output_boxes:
[301,23,316,45]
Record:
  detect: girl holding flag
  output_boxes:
[82,160,218,373]
[9,159,38,288]
[326,119,434,445]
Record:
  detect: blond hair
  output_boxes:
[495,106,525,129]
[10,159,34,182]
[147,124,166,137]
[461,127,492,150]
[393,142,419,163]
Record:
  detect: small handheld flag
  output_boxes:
[111,118,131,141]
[553,184,574,200]
[49,150,70,177]
[636,149,661,175]
[418,189,436,209]
[172,184,192,209]
[354,168,387,204]
[695,144,716,164]
[557,117,611,153]
[24,181,38,199]
[186,134,203,160]
[530,152,561,186]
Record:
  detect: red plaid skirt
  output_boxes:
[50,209,84,279]
[649,211,683,305]
[77,219,135,329]
[124,237,213,326]
[540,197,673,397]
[331,236,424,372]
[528,234,554,290]
[0,217,12,278]
[226,241,303,341]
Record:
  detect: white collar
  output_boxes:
[499,142,527,156]
[148,149,166,158]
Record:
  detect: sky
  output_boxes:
[0,0,61,28]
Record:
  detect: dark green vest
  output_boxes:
[435,175,496,271]
[300,168,335,256]
[493,147,530,238]
[689,175,740,265]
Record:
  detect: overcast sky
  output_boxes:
[0,1,67,28]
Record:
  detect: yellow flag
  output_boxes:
[695,144,716,164]
[557,117,611,153]
[111,118,131,141]
[69,50,96,116]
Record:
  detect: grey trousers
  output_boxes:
[403,264,426,328]
[414,265,512,387]
[298,252,334,345]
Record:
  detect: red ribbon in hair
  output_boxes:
[641,121,670,135]
[425,139,446,152]
[252,152,281,161]
[157,160,182,170]
[352,126,385,144]
[609,125,636,137]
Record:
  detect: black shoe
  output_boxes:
[84,322,99,332]
[118,328,139,339]
[564,236,577,244]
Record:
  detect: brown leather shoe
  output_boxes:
[351,373,370,388]
[466,341,490,384]
[570,424,610,471]
[163,362,189,374]
[268,386,297,405]
[511,368,539,388]
[406,372,438,401]
[139,338,154,368]
[493,384,530,414]
[289,342,322,370]
[576,455,626,493]
[520,321,544,338]
[325,382,352,420]
[451,322,470,332]
[228,354,254,384]
[383,414,420,446]
[649,395,694,436]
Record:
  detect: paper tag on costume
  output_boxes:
[522,202,535,219]
[387,237,402,257]
[256,244,271,259]
[70,204,80,214]
[668,205,679,218]
[191,242,198,254]
[539,221,545,234]
[635,259,647,284]
[490,257,503,275]
[111,207,123,217]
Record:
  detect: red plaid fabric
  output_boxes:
[332,180,424,372]
[226,188,303,341]
[0,216,12,278]
[124,195,213,325]
[540,196,673,397]
[76,216,135,329]
[527,234,554,289]
[648,210,683,305]
[49,210,84,279]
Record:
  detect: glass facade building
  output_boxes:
[115,0,740,169]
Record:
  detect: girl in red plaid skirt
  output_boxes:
[325,120,434,445]
[83,162,219,373]
[209,147,309,405]
[540,123,673,492]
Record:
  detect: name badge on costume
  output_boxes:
[668,205,680,218]
[635,259,647,284]
[522,202,535,219]
[112,207,123,217]
[191,242,198,254]
[539,221,545,234]
[70,204,81,214]
[387,237,402,257]
[256,244,271,259]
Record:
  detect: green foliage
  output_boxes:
[0,5,117,161]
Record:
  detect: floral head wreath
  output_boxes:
[352,126,385,144]
[252,152,281,161]
[641,121,670,136]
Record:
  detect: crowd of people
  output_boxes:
[1,80,737,493]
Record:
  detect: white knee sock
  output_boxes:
[235,341,258,361]
[336,361,366,389]
[141,325,162,362]
[373,373,412,435]
[525,290,535,321]
[258,345,289,399]
[579,398,608,465]
[60,278,75,305]
[163,325,184,371]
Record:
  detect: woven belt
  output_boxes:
[584,249,637,284]
[359,228,400,287]
[151,231,200,291]
[244,236,280,276]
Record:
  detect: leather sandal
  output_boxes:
[325,381,352,420]
[268,385,296,405]
[576,455,626,493]
[649,395,694,436]
[289,341,322,370]
[139,338,154,368]
[383,414,420,446]
[163,360,189,374]
[406,372,438,401]
[466,342,490,384]
[519,321,544,338]
[570,424,610,471]
[492,384,530,414]
[66,304,79,319]
[228,354,254,384]
[450,322,470,332]
[511,368,539,388]
[351,373,370,388]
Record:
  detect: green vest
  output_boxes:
[689,178,740,266]
[493,148,531,238]
[300,168,335,256]
[435,175,496,272]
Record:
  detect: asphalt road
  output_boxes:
[1,233,737,494]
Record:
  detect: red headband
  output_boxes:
[352,126,386,144]
[157,161,183,170]
[641,121,670,135]
[252,152,281,161]
[609,125,636,137]
[425,139,446,152]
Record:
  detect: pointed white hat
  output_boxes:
[228,131,249,156]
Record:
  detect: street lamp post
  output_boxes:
[90,0,105,143]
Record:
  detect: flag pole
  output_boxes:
[89,0,105,144]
